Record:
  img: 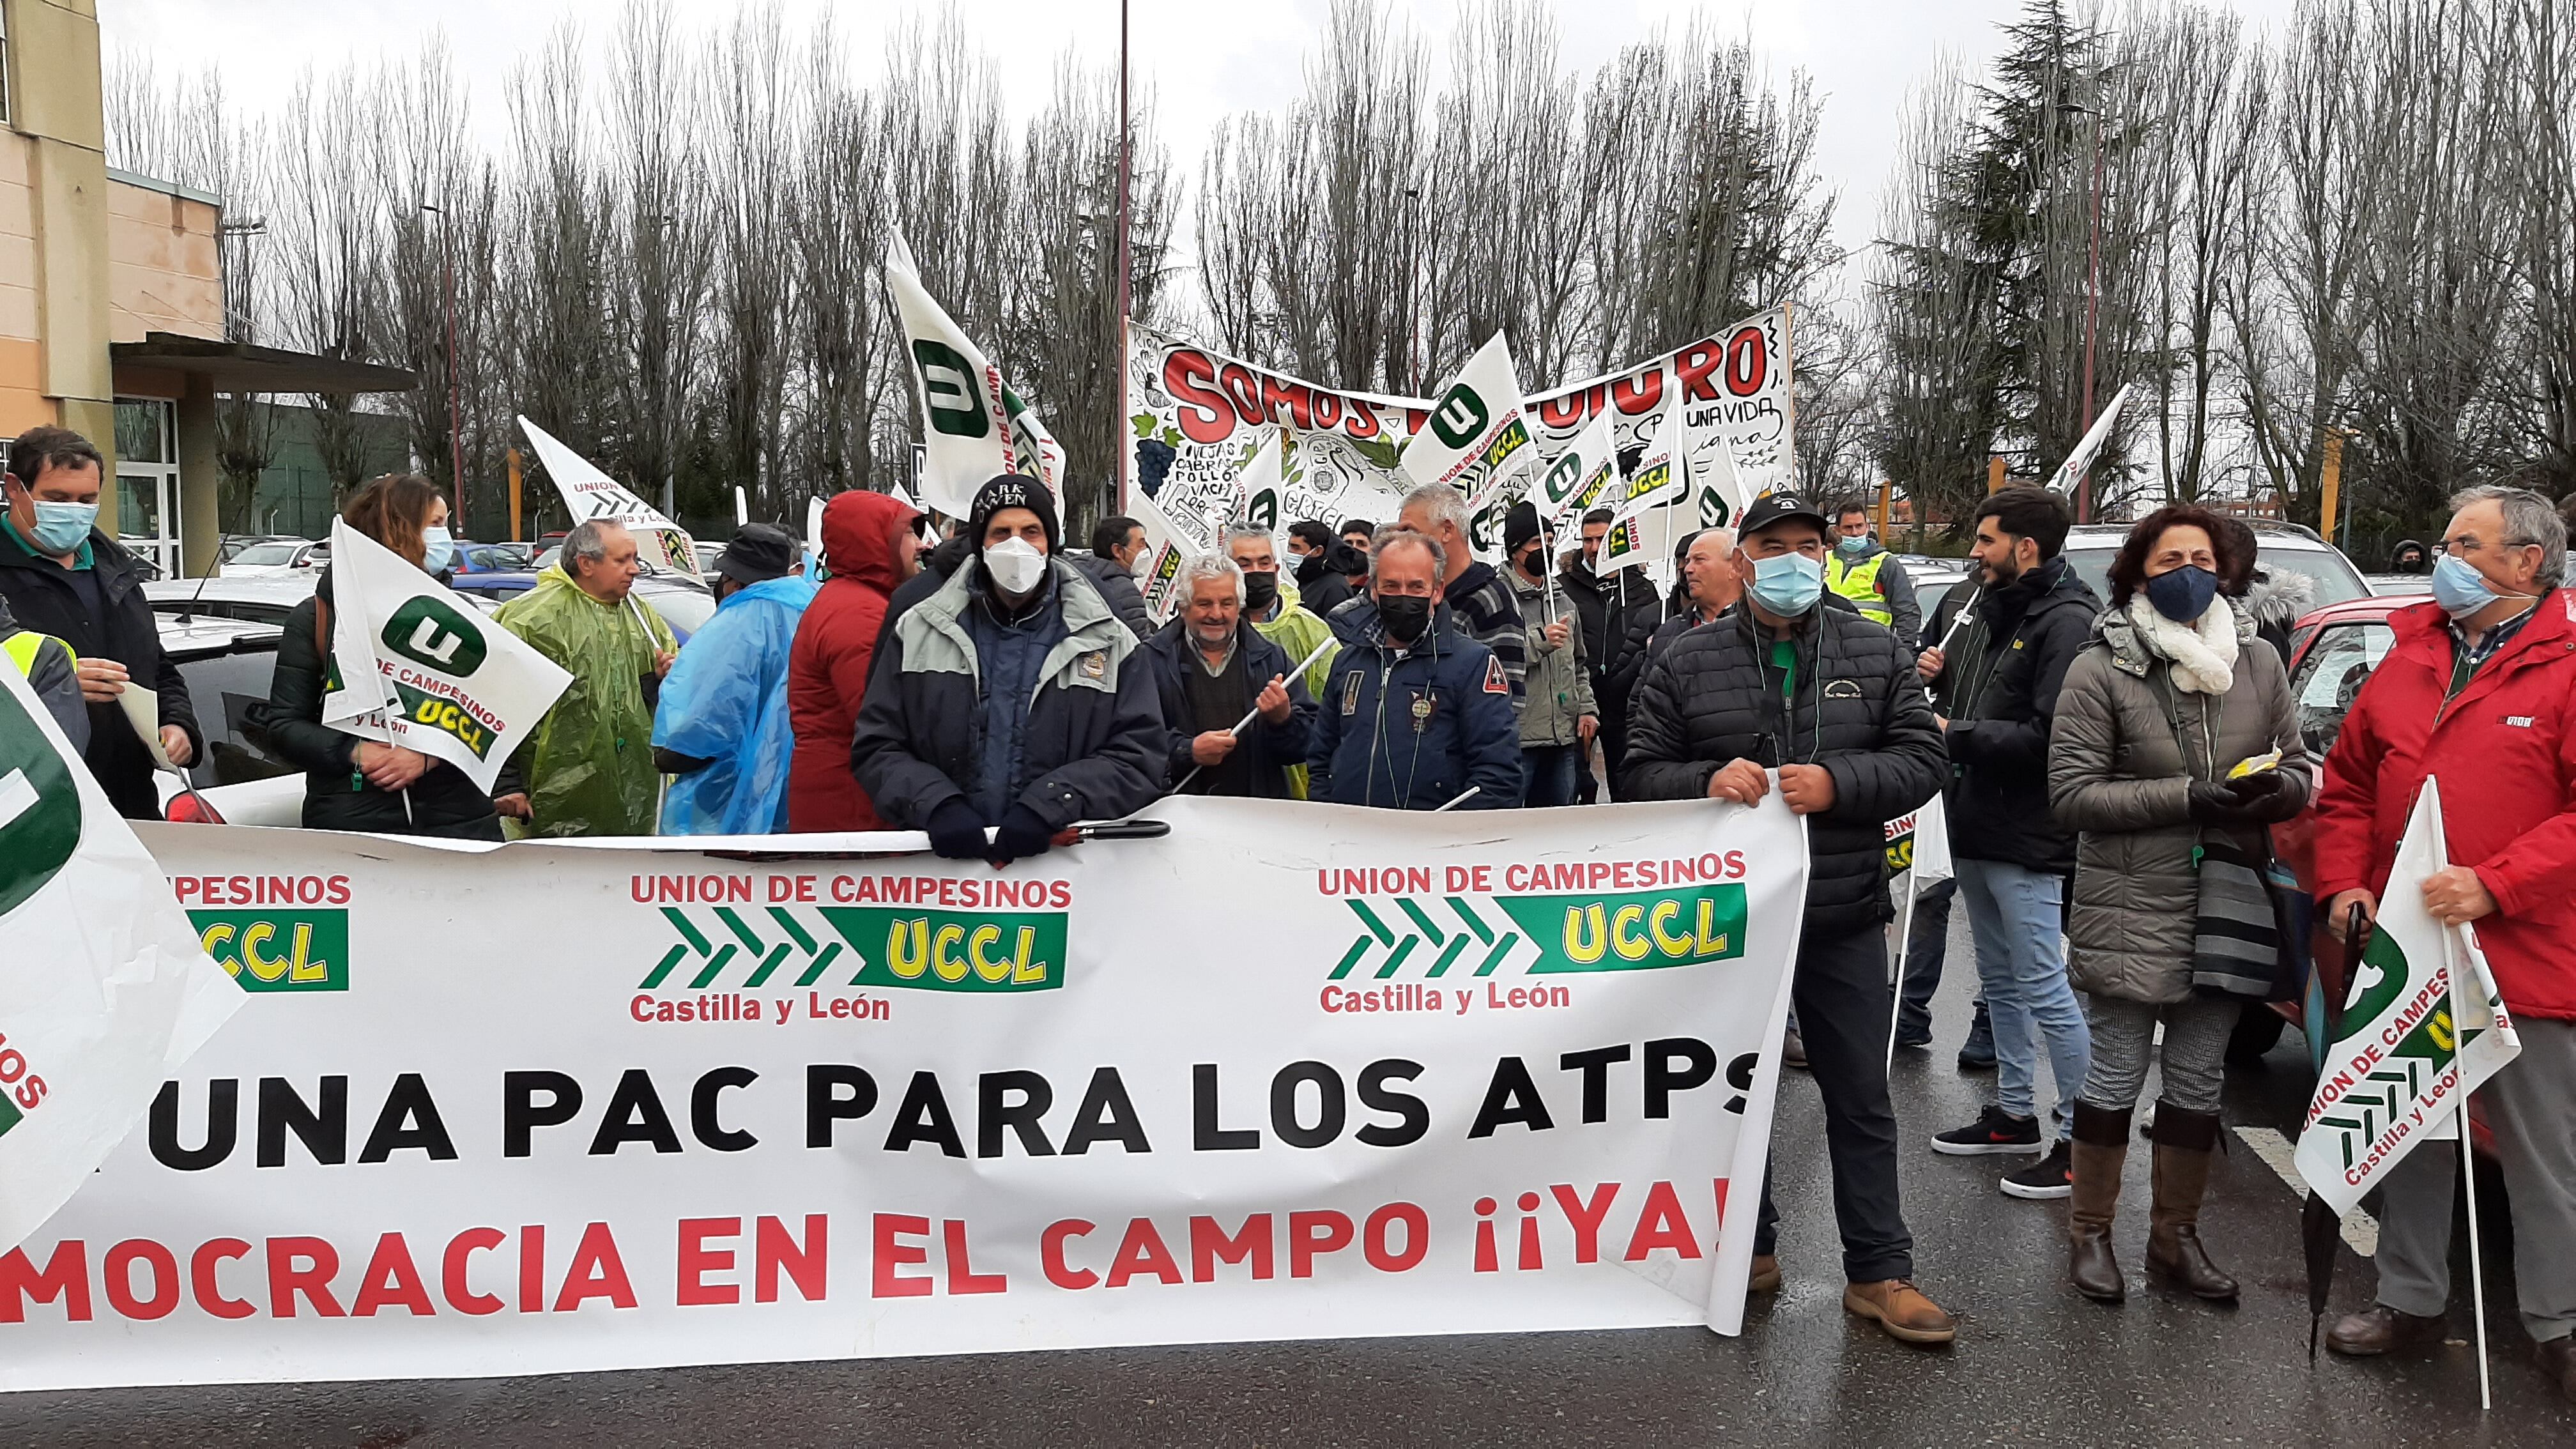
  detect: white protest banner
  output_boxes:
[887,232,1061,517]
[1402,334,1539,558]
[1881,794,1954,886]
[317,520,574,793]
[1125,322,1423,525]
[2296,779,2520,1216]
[1156,427,1268,556]
[0,797,1803,1389]
[1599,383,1687,578]
[0,668,240,1256]
[2043,381,2135,499]
[516,417,701,582]
[1528,306,1790,530]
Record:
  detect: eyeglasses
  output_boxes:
[2432,535,2538,559]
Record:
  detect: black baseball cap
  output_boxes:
[1735,491,1831,539]
[714,522,797,585]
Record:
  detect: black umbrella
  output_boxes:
[2304,903,2366,1360]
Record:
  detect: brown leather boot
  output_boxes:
[2143,1101,2238,1301]
[1842,1278,1958,1346]
[2067,1100,2130,1302]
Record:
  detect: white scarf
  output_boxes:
[2127,595,2238,695]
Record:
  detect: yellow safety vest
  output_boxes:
[1,627,71,677]
[1825,551,1893,625]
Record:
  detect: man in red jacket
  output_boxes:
[2314,484,2576,1405]
[786,491,922,831]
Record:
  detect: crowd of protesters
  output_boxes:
[10,413,2574,1395]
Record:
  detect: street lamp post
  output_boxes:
[1114,0,1132,516]
[2060,100,2108,524]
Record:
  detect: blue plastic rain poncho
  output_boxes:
[653,572,820,834]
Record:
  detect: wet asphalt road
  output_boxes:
[6,909,2567,1447]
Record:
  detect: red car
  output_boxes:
[2266,592,2497,1152]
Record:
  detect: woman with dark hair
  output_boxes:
[2045,503,2312,1303]
[258,473,520,839]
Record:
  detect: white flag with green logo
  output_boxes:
[0,665,240,1254]
[516,415,703,582]
[1600,379,1688,577]
[1402,332,1538,558]
[319,519,574,794]
[2296,778,2520,1216]
[887,231,1062,518]
[1529,408,1620,537]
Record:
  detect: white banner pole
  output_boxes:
[2447,923,2495,1412]
[1884,869,1920,1073]
[1171,634,1339,793]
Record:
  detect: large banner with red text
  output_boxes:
[0,796,1804,1390]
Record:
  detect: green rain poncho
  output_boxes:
[493,565,677,838]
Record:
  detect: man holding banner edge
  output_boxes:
[1621,491,1956,1344]
[2308,485,2576,1402]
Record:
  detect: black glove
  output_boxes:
[988,804,1057,864]
[2223,769,2303,824]
[925,799,988,859]
[2186,779,2259,825]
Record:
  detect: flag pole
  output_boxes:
[1883,868,1920,1072]
[2446,921,2494,1412]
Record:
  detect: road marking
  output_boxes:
[2235,1125,2376,1257]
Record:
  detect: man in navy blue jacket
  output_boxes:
[1308,529,1521,811]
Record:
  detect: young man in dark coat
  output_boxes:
[1622,491,1956,1347]
[0,426,199,818]
[1143,553,1314,798]
[1920,486,2099,1198]
[1560,505,1661,801]
[851,476,1165,864]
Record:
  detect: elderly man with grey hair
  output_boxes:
[1140,551,1315,798]
[1324,482,1528,733]
[2315,482,2576,1405]
[493,518,678,835]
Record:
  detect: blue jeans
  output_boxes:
[1519,744,1579,808]
[1954,857,2090,1140]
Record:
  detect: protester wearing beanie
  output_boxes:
[849,474,1165,864]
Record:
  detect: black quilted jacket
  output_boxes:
[1621,596,1948,939]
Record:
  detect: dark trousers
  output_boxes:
[1520,744,1581,808]
[1754,924,1915,1282]
[1894,876,1957,1043]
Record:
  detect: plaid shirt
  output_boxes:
[2445,604,2537,696]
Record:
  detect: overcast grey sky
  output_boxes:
[102,0,2304,267]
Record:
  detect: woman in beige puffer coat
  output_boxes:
[2046,505,2313,1306]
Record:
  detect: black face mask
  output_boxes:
[1376,593,1431,641]
[1242,570,1279,612]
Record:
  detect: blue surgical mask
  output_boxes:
[421,525,456,575]
[2143,564,2220,624]
[24,498,97,555]
[1747,551,1825,617]
[2428,551,2522,620]
[1837,533,1873,556]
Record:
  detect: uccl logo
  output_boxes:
[383,597,487,677]
[642,901,1067,995]
[190,911,351,992]
[1326,874,1747,981]
[0,679,82,919]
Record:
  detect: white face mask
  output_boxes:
[985,536,1048,596]
[1128,544,1152,578]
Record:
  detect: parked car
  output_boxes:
[218,538,330,578]
[445,570,717,644]
[144,574,319,627]
[2364,572,2434,596]
[218,534,307,564]
[146,613,303,826]
[452,540,533,576]
[2058,518,2370,612]
[1897,553,1972,603]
